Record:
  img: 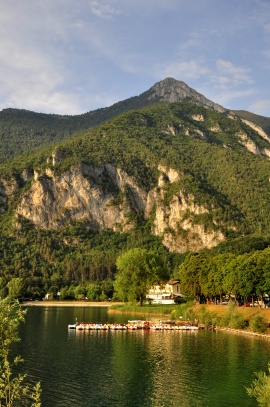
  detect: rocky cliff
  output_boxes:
[2,80,270,256]
[1,151,225,253]
[146,78,226,113]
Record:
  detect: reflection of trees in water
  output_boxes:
[111,329,201,406]
[20,307,270,406]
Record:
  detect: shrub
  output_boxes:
[228,313,246,329]
[221,302,246,329]
[249,315,268,334]
[196,306,214,326]
[171,301,194,320]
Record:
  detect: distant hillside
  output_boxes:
[0,78,228,164]
[233,110,270,135]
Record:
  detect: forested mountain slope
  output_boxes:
[2,101,270,247]
[1,80,270,300]
[0,78,231,164]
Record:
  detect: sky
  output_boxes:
[0,0,270,116]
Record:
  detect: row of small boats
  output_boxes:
[68,320,199,331]
[69,323,128,331]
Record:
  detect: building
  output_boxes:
[146,280,182,304]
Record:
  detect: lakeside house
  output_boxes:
[146,280,182,304]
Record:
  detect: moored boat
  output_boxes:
[68,321,199,331]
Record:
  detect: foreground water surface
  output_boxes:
[17,306,270,406]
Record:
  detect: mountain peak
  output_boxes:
[146,77,226,113]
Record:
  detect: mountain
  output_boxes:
[2,100,270,246]
[1,79,270,299]
[0,78,231,165]
[143,77,226,112]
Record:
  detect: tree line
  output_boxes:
[179,248,270,304]
[2,228,270,306]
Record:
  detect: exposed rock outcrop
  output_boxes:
[16,162,147,232]
[237,131,261,155]
[241,119,270,143]
[146,174,224,252]
[147,78,226,113]
[1,154,226,253]
[236,130,270,158]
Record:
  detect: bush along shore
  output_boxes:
[109,301,270,338]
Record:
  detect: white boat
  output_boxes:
[68,321,199,331]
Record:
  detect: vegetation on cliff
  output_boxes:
[1,96,270,300]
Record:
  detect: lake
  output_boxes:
[17,305,270,407]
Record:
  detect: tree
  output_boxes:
[246,363,270,407]
[178,253,206,301]
[86,283,100,301]
[7,278,25,302]
[74,285,86,300]
[207,254,232,303]
[0,299,42,406]
[0,277,7,299]
[114,248,163,306]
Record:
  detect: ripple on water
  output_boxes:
[17,308,268,407]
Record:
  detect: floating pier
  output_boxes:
[68,320,199,331]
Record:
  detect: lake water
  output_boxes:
[17,306,270,407]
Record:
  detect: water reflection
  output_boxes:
[18,307,269,407]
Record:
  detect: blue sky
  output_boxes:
[1,0,270,116]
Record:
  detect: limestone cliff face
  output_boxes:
[16,162,147,232]
[145,167,225,252]
[236,130,270,158]
[240,119,270,143]
[1,156,225,253]
[237,119,270,158]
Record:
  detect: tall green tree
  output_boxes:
[178,253,207,301]
[7,279,26,302]
[0,299,42,406]
[114,248,164,306]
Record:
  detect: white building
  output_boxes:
[146,280,182,304]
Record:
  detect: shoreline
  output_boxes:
[22,301,270,339]
[22,300,121,307]
[215,326,270,339]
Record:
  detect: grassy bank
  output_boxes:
[110,302,270,335]
[109,303,176,316]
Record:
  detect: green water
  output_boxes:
[18,306,269,406]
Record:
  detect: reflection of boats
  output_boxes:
[176,325,199,330]
[150,324,164,331]
[110,324,127,330]
[68,324,77,329]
